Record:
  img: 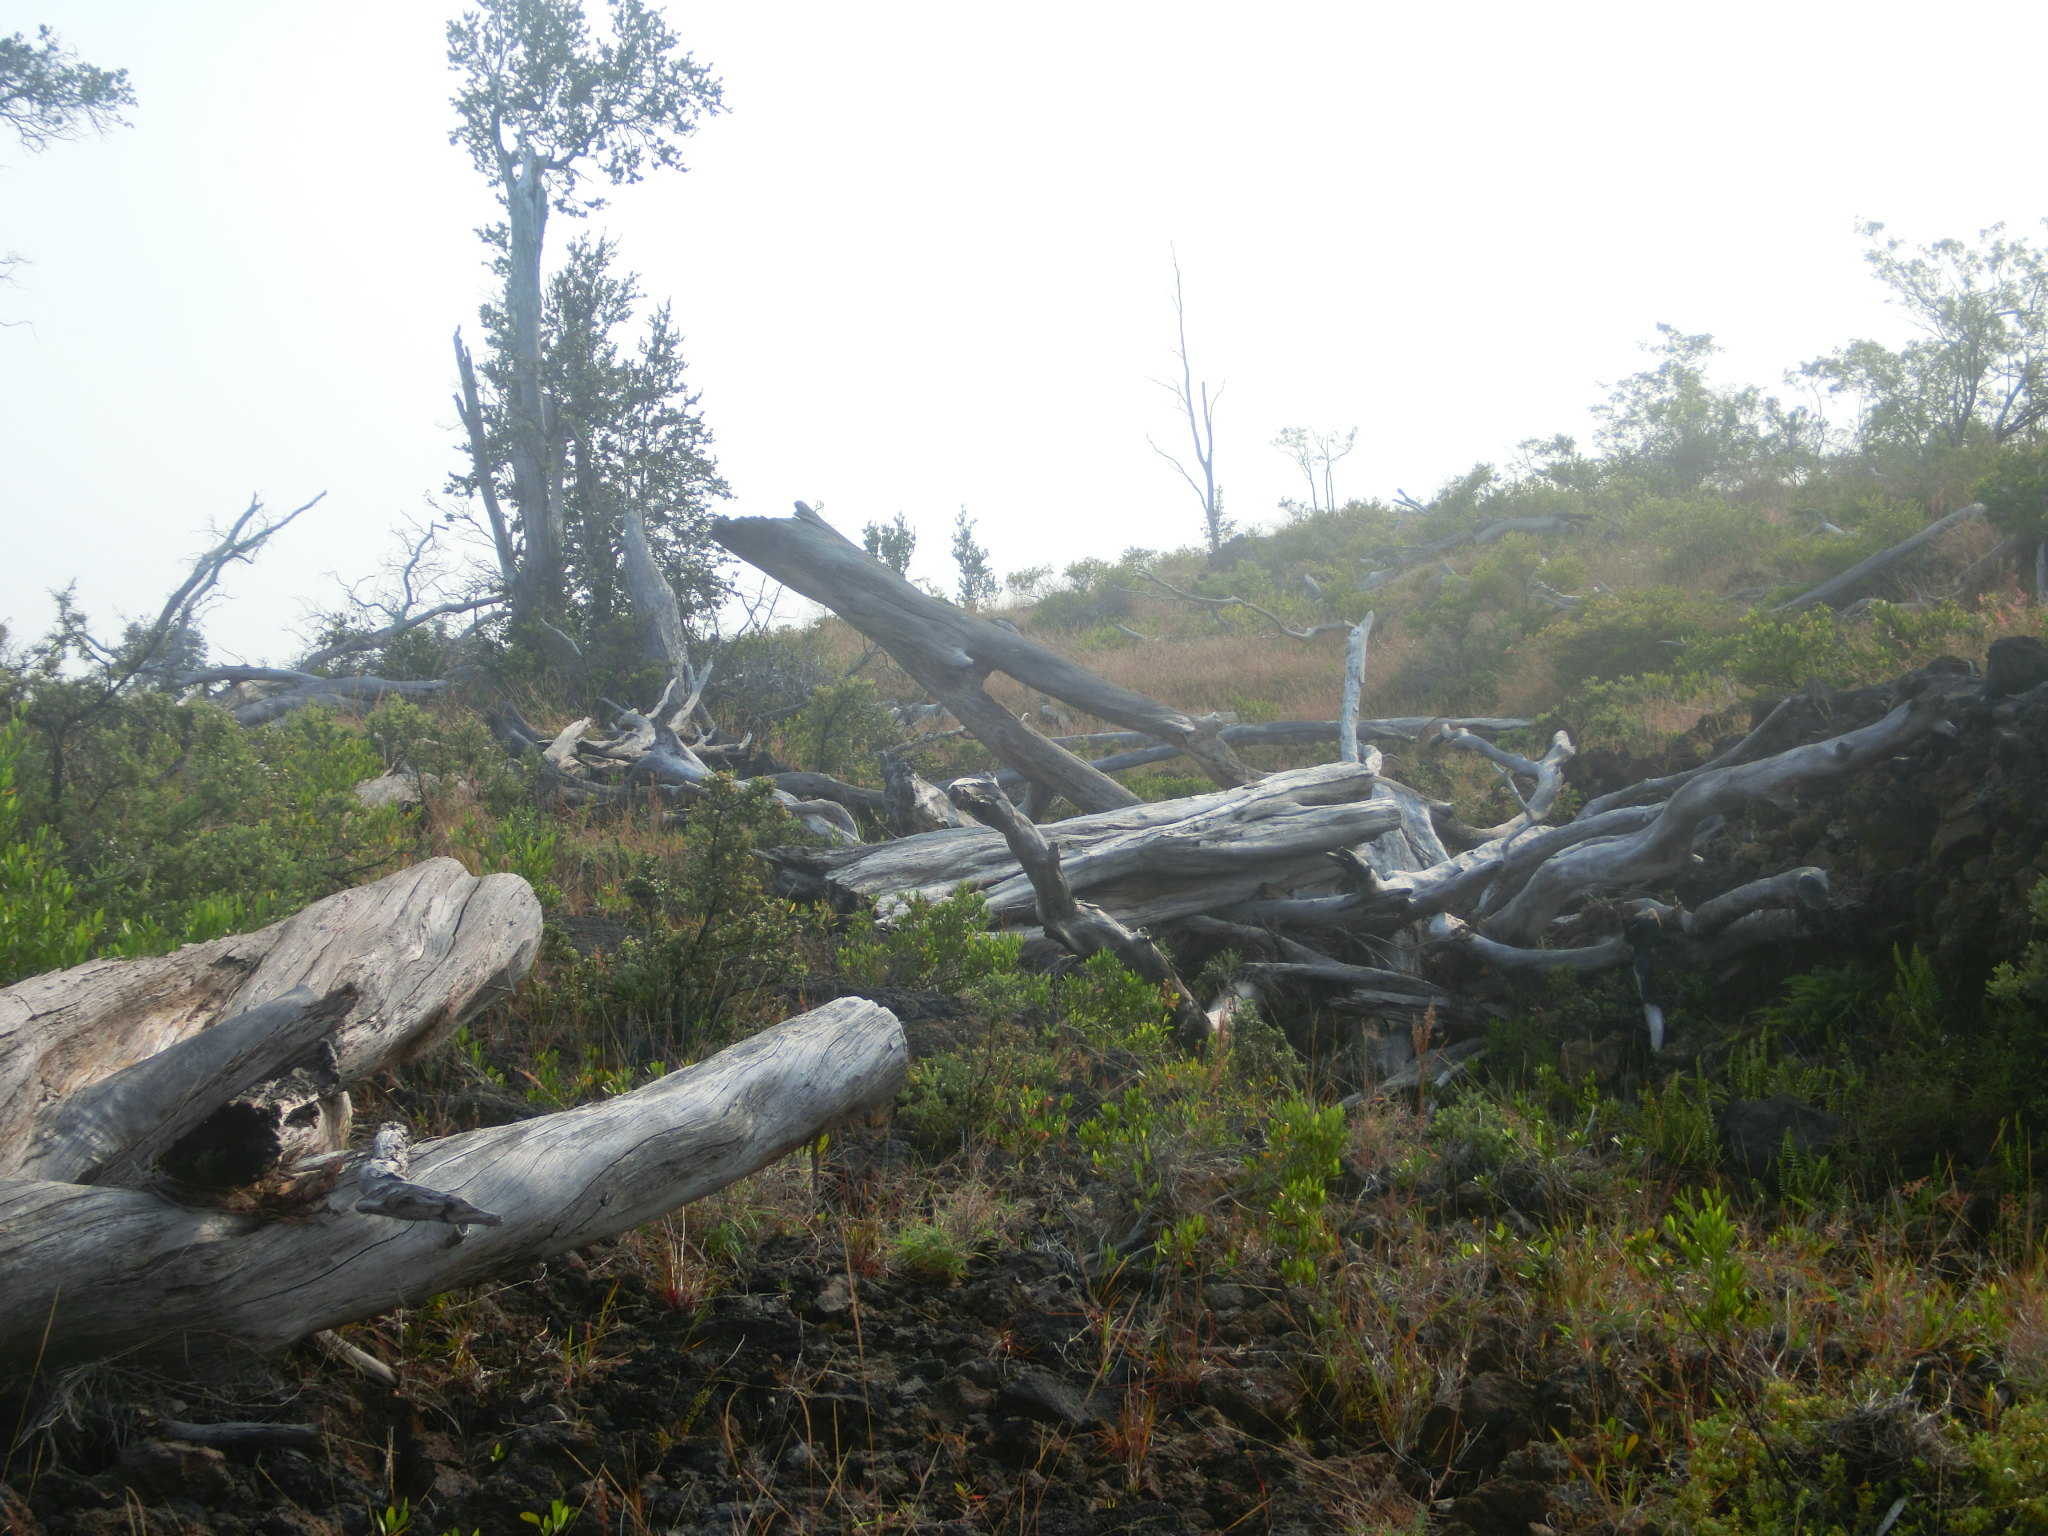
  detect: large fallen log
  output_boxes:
[714,505,1256,812]
[768,762,1403,930]
[0,996,906,1371]
[181,667,451,728]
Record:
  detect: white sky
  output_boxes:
[4,0,2046,661]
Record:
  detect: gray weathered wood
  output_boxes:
[1338,613,1376,763]
[1774,503,1985,612]
[0,996,906,1371]
[16,986,357,1187]
[1484,696,1950,945]
[0,859,542,1177]
[774,763,1402,929]
[715,506,1259,809]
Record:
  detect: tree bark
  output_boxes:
[503,146,560,617]
[1483,694,1951,945]
[1339,614,1375,763]
[770,762,1401,930]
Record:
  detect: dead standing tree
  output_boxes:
[1150,255,1228,553]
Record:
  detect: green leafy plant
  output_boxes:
[891,1220,970,1284]
[1155,1212,1213,1273]
[0,717,101,984]
[557,777,808,1057]
[1247,1094,1346,1284]
[1079,1084,1164,1225]
[453,804,560,904]
[1661,1188,1751,1336]
[836,885,1022,993]
[519,1498,576,1535]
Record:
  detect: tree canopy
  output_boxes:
[1800,220,2048,457]
[0,24,132,156]
[447,0,722,215]
[445,0,727,664]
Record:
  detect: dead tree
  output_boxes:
[713,506,1256,812]
[0,860,906,1373]
[1775,503,1986,612]
[1149,254,1227,552]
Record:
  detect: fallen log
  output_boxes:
[0,996,906,1372]
[990,715,1531,793]
[1044,717,1532,757]
[768,762,1403,929]
[180,667,450,728]
[1773,502,1985,613]
[1483,692,1953,945]
[0,858,540,1180]
[714,505,1255,811]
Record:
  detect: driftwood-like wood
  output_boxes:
[1339,614,1376,763]
[1136,567,1356,642]
[714,506,1258,811]
[1774,503,1985,612]
[16,986,357,1187]
[1484,696,1950,945]
[181,667,450,728]
[0,996,906,1371]
[0,859,541,1179]
[882,753,975,835]
[771,763,1403,930]
[947,777,1210,1048]
[1435,726,1575,842]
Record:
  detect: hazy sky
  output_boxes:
[5,1,2047,661]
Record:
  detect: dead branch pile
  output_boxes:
[715,506,1976,1070]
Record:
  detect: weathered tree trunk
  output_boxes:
[713,506,1256,811]
[1483,694,1950,945]
[179,668,450,728]
[0,997,906,1372]
[770,762,1401,930]
[503,146,561,617]
[1338,614,1375,763]
[1774,503,1985,612]
[0,859,540,1180]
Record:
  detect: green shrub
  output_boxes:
[0,717,101,984]
[1539,586,1731,684]
[1,697,413,964]
[1247,1093,1346,1284]
[555,778,807,1058]
[1675,1381,2048,1535]
[890,1221,970,1284]
[837,886,1022,993]
[1977,437,2048,540]
[778,677,899,783]
[1058,951,1175,1054]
